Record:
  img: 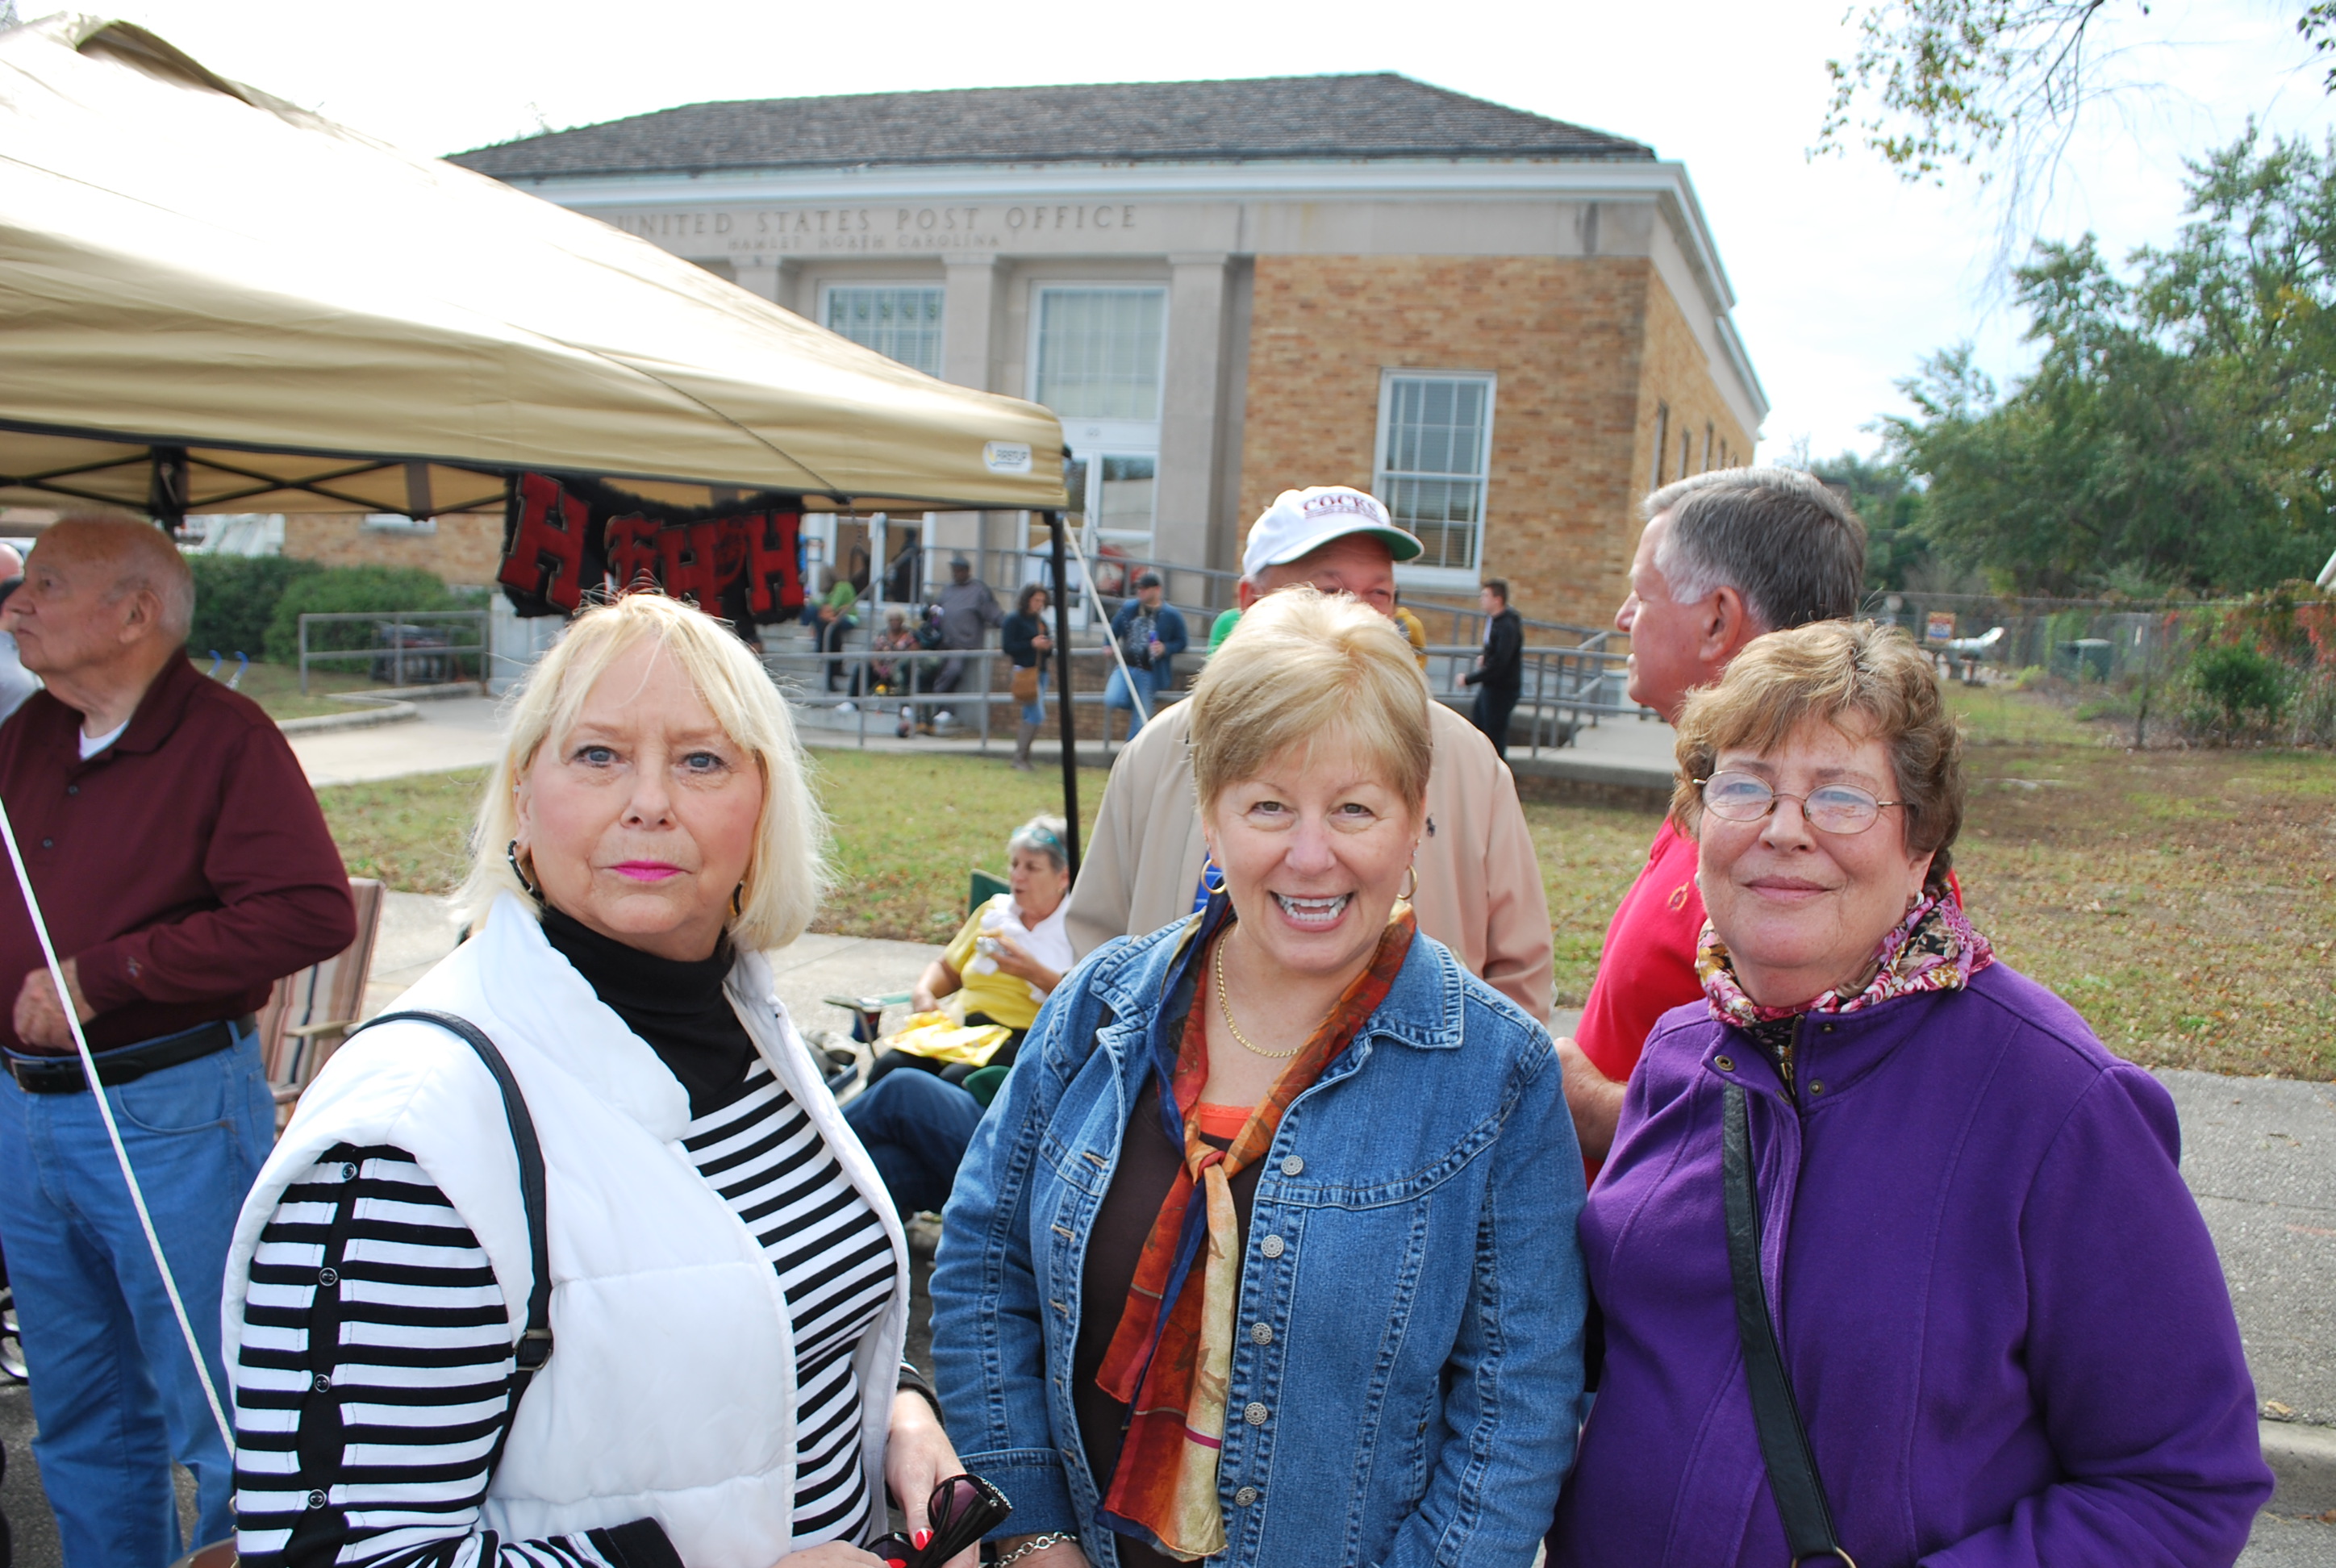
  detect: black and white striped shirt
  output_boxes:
[233,1058,895,1567]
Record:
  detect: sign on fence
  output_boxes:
[1925,611,1957,643]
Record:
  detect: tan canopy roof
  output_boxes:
[0,15,1067,517]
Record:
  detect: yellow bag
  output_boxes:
[882,1011,1013,1068]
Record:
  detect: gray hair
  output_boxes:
[1008,813,1070,871]
[1643,469,1866,632]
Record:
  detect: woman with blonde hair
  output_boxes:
[222,592,973,1568]
[932,588,1587,1568]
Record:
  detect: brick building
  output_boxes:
[455,75,1763,628]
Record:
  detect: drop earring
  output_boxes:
[506,839,540,902]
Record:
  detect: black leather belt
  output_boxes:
[6,1015,256,1095]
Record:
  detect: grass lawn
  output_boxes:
[801,750,1108,940]
[319,768,483,893]
[315,688,2334,1080]
[233,660,392,721]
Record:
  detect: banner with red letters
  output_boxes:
[495,471,807,625]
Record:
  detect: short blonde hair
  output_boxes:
[457,593,831,949]
[1671,619,1963,895]
[1189,588,1431,819]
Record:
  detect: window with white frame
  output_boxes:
[824,286,945,377]
[1375,372,1495,573]
[1033,287,1168,420]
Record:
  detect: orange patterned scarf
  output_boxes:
[1093,899,1416,1560]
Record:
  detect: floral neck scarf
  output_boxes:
[1698,893,1996,1032]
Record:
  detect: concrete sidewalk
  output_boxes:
[289,694,506,786]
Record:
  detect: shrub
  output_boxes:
[2186,643,2288,734]
[187,555,323,661]
[263,565,460,666]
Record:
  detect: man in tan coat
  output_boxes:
[1064,486,1554,1020]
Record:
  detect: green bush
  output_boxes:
[187,555,323,660]
[263,565,460,665]
[2187,643,2288,732]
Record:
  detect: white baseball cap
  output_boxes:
[1241,486,1424,579]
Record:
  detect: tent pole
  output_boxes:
[1047,511,1080,879]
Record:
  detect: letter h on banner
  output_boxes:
[746,512,803,616]
[657,521,724,607]
[604,515,660,593]
[497,473,588,611]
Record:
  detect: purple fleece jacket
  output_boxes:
[1548,961,2271,1568]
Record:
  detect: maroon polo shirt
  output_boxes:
[0,650,356,1054]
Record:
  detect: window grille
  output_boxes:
[1034,288,1167,420]
[824,286,945,377]
[1374,373,1495,573]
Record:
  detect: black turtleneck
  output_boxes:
[539,905,757,1118]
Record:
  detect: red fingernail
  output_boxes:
[912,1528,932,1549]
[887,1558,907,1568]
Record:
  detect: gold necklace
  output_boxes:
[1214,934,1308,1059]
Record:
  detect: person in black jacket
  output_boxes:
[1462,578,1524,760]
[1000,582,1053,770]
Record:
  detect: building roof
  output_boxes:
[452,73,1654,180]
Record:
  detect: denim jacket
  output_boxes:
[932,916,1588,1568]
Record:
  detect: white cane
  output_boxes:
[1059,526,1151,727]
[0,791,238,1452]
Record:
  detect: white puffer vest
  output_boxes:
[222,895,909,1568]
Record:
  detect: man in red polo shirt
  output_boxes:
[0,516,354,1567]
[1559,470,1867,1167]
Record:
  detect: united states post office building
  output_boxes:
[457,74,1766,628]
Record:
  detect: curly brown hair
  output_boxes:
[1670,619,1963,895]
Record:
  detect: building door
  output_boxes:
[1033,286,1166,571]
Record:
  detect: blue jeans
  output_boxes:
[843,1070,986,1221]
[0,1026,273,1567]
[1020,668,1047,726]
[1102,665,1159,736]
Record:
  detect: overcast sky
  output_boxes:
[99,0,2336,462]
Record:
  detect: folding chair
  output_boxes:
[256,877,385,1132]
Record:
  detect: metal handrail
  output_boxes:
[766,634,1652,762]
[770,643,1191,753]
[298,609,490,694]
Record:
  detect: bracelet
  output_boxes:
[992,1531,1079,1566]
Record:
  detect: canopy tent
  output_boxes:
[0,15,1067,519]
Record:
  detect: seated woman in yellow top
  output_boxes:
[869,815,1074,1086]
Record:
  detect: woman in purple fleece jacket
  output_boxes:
[1549,620,2271,1568]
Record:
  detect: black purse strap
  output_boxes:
[1722,1082,1855,1568]
[352,1009,554,1466]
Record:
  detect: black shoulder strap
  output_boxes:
[1721,1082,1854,1567]
[352,1009,554,1455]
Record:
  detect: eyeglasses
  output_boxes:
[1695,771,1906,836]
[867,1472,1015,1567]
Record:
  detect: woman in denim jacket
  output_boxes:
[932,590,1588,1568]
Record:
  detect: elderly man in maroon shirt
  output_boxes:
[0,516,353,1568]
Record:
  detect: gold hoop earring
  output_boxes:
[506,839,540,902]
[1400,862,1419,903]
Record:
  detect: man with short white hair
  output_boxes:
[1558,468,1866,1165]
[0,515,355,1566]
[1065,486,1554,1020]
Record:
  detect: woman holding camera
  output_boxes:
[224,593,969,1568]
